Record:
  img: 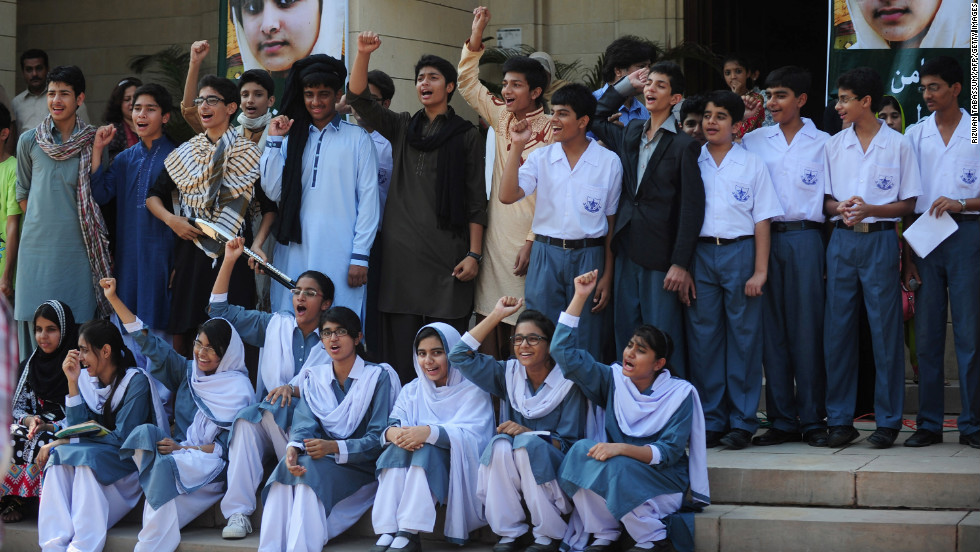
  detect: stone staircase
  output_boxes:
[5,378,978,551]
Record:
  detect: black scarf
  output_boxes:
[405,107,473,236]
[26,300,77,405]
[274,54,348,245]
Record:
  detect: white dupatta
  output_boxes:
[258,313,330,397]
[173,320,256,492]
[504,358,575,419]
[611,368,710,506]
[297,356,400,439]
[391,323,494,542]
[78,366,169,434]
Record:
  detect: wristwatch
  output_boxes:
[958,199,967,212]
[466,251,483,263]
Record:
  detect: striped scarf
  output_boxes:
[163,127,259,258]
[34,115,112,317]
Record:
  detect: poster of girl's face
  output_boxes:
[229,0,345,75]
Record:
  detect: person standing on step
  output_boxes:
[902,56,980,449]
[741,66,831,448]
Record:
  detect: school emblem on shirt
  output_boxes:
[962,168,977,185]
[732,185,750,203]
[875,176,895,191]
[583,196,602,213]
[800,168,819,186]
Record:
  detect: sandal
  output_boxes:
[1,497,24,523]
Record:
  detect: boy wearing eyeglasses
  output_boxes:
[901,57,980,449]
[822,67,921,449]
[208,237,336,539]
[146,75,259,356]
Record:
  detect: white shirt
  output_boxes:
[12,89,89,135]
[904,108,979,215]
[370,130,393,223]
[518,138,622,239]
[823,120,922,222]
[697,143,783,238]
[742,118,830,223]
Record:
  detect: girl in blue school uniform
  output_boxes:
[554,270,709,552]
[372,323,494,552]
[259,307,400,552]
[98,277,255,551]
[686,90,783,450]
[448,297,589,552]
[209,237,335,539]
[36,317,168,552]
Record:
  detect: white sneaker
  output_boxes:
[222,513,253,539]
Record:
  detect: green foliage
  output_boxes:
[128,45,196,143]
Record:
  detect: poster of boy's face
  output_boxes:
[230,0,345,74]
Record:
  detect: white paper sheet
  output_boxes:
[903,211,959,258]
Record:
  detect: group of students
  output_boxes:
[1,3,978,551]
[10,238,706,552]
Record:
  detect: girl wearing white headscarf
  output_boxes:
[37,315,168,552]
[846,0,971,49]
[259,307,400,552]
[103,282,255,551]
[372,323,494,552]
[553,272,709,552]
[448,297,589,552]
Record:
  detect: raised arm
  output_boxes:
[347,32,405,140]
[457,7,505,126]
[499,119,531,204]
[548,270,613,405]
[180,40,208,134]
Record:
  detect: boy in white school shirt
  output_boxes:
[823,67,921,450]
[687,89,783,451]
[901,56,980,449]
[741,66,830,448]
[499,83,621,360]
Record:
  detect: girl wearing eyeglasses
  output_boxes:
[36,311,169,551]
[208,237,339,540]
[98,277,255,551]
[447,296,589,552]
[259,306,400,551]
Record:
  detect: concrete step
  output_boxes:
[706,426,980,509]
[6,507,978,552]
[695,505,978,552]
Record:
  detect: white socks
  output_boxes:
[391,531,418,549]
[376,534,395,547]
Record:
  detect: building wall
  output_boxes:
[0,0,15,98]
[14,0,684,124]
[15,0,219,124]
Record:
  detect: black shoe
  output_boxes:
[370,535,395,552]
[803,428,829,447]
[525,540,561,552]
[720,429,753,450]
[867,427,900,449]
[393,531,421,552]
[827,425,860,447]
[584,542,613,552]
[705,430,725,448]
[751,428,802,446]
[960,431,980,449]
[903,428,943,447]
[494,540,518,552]
[625,540,677,552]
